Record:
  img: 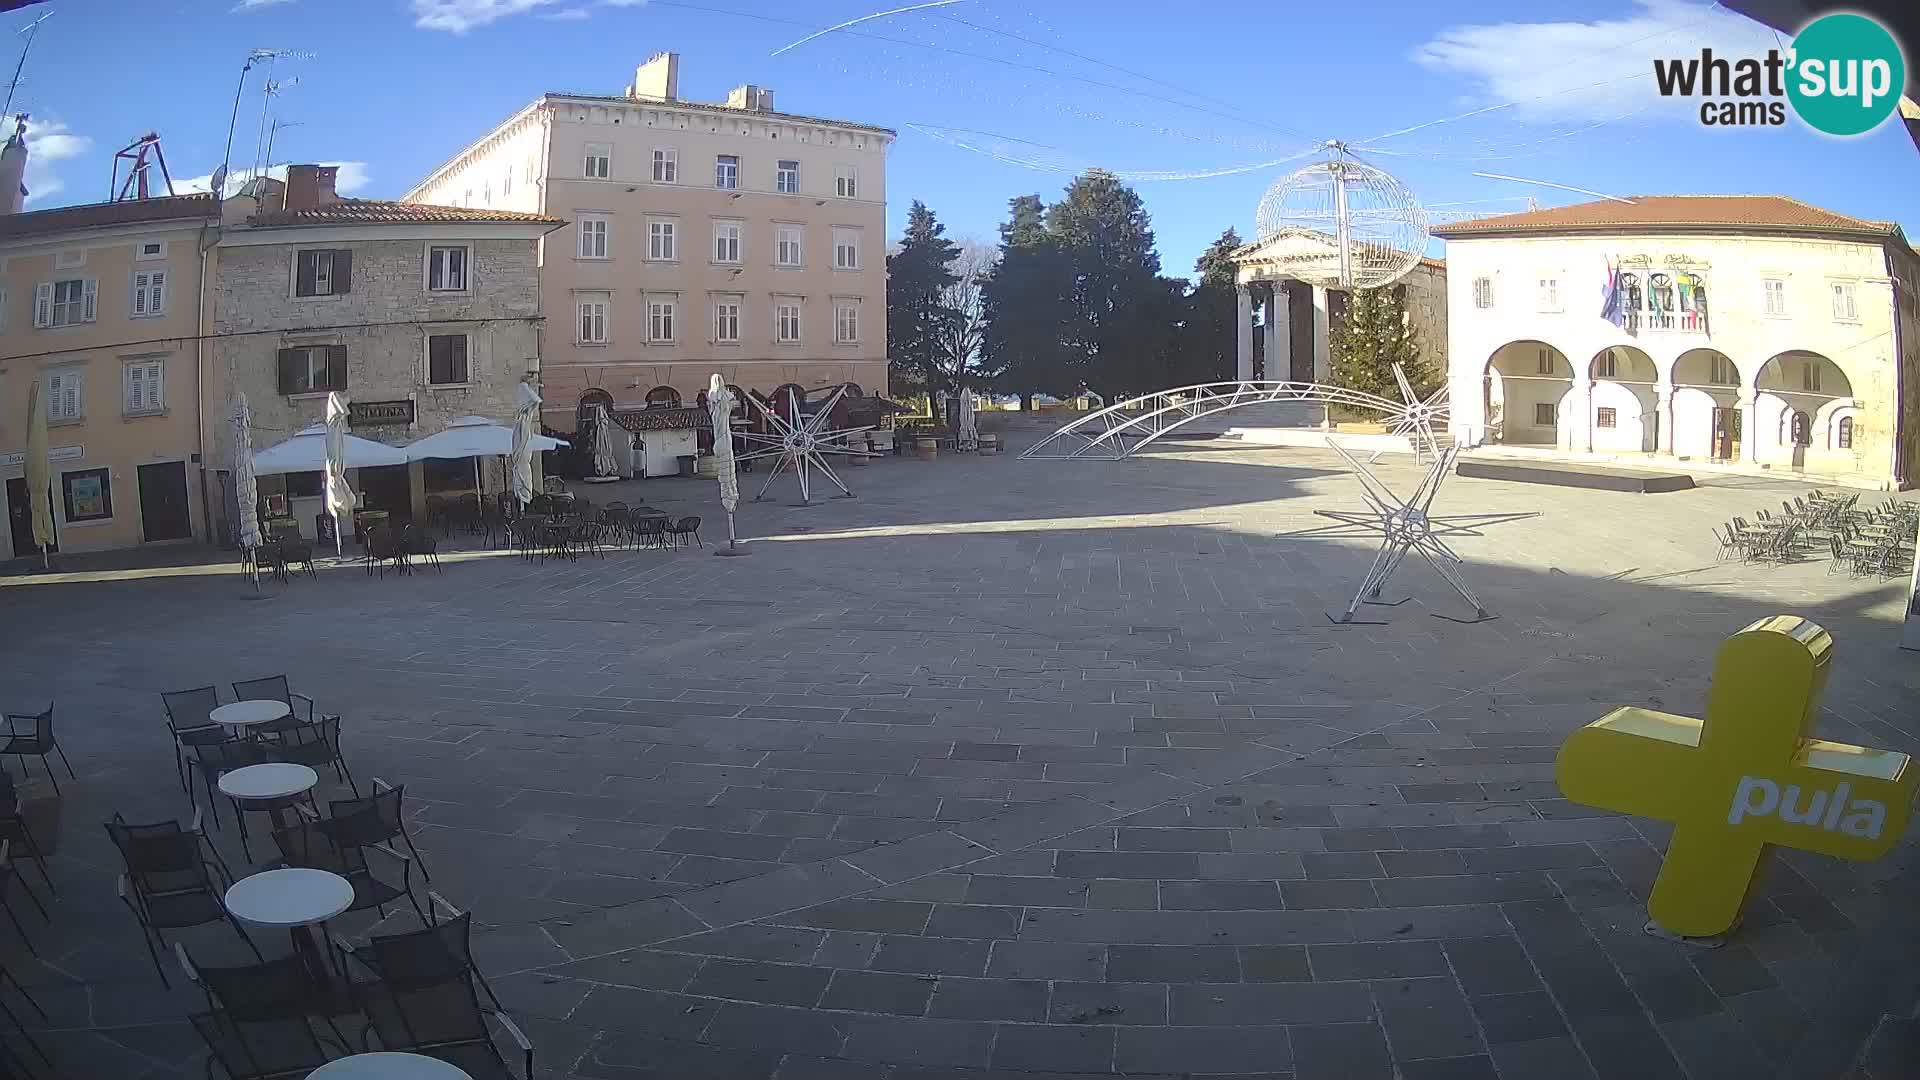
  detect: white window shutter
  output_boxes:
[148,363,163,408]
[34,282,51,327]
[151,271,166,313]
[126,368,141,412]
[82,279,97,322]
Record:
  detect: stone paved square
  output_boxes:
[1,418,1915,1078]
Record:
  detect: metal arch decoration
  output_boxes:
[1021,371,1450,462]
[1319,441,1494,626]
[738,384,879,505]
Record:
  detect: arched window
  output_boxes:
[1836,416,1854,450]
[1790,410,1812,447]
[645,386,682,409]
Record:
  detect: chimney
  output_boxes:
[629,52,679,102]
[0,119,27,216]
[283,164,339,210]
[725,84,775,113]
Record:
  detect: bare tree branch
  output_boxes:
[937,239,997,393]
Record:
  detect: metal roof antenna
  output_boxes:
[2,10,53,121]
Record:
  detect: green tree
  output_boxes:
[1047,171,1164,403]
[1176,227,1244,385]
[1327,286,1432,400]
[983,194,1072,408]
[886,200,960,401]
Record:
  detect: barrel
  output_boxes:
[978,432,1001,455]
[913,435,939,460]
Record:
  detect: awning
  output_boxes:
[254,423,408,475]
[405,415,566,460]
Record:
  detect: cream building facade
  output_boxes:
[0,195,217,558]
[403,52,893,434]
[1435,197,1920,489]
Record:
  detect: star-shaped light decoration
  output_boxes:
[738,385,879,505]
[1320,440,1495,625]
[1375,363,1450,466]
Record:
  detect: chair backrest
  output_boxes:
[272,818,369,876]
[605,501,628,512]
[328,782,404,847]
[357,973,493,1053]
[1830,535,1847,558]
[265,716,338,764]
[189,1010,328,1080]
[188,951,317,1022]
[106,814,215,901]
[197,740,269,775]
[363,911,479,987]
[675,515,701,532]
[232,676,291,707]
[162,686,221,730]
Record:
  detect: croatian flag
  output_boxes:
[1599,258,1623,326]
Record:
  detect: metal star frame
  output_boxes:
[1373,363,1450,466]
[1320,440,1496,625]
[739,385,879,505]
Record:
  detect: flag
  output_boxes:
[1599,258,1623,326]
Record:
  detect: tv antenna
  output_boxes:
[2,10,53,120]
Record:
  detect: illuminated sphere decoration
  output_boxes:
[1255,143,1430,291]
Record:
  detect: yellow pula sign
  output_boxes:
[1556,615,1915,938]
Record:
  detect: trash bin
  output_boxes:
[677,454,697,477]
[914,435,939,460]
[315,513,338,548]
[978,432,1002,455]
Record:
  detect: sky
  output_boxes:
[8,0,1919,279]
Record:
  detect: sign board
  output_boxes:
[1557,616,1915,938]
[349,400,415,427]
[1,445,84,469]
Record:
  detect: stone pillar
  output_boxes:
[1738,388,1758,463]
[1655,383,1675,455]
[1311,286,1331,382]
[1570,377,1593,453]
[1263,284,1288,382]
[1235,285,1255,382]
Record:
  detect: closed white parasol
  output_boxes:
[509,382,542,508]
[323,392,356,560]
[707,374,745,555]
[591,403,620,479]
[232,394,262,586]
[957,389,978,452]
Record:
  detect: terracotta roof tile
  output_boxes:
[0,194,214,241]
[248,199,564,228]
[1432,195,1900,239]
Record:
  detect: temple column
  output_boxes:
[1311,286,1331,382]
[1235,284,1255,382]
[1263,284,1288,382]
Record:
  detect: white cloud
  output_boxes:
[232,0,295,11]
[411,0,556,32]
[540,6,590,20]
[175,161,372,198]
[20,119,92,206]
[601,0,648,6]
[1412,0,1779,122]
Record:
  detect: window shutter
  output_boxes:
[126,367,142,412]
[82,279,97,321]
[147,363,163,409]
[132,275,147,316]
[326,345,348,389]
[296,254,316,297]
[333,250,352,294]
[151,270,166,313]
[277,348,299,395]
[34,282,51,327]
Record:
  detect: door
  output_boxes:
[137,462,193,542]
[5,476,56,556]
[1711,407,1741,462]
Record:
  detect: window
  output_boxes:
[1711,354,1737,385]
[776,302,801,343]
[1594,352,1617,379]
[1802,361,1822,393]
[35,278,96,327]
[137,241,165,261]
[427,334,469,386]
[647,298,676,342]
[776,159,800,194]
[834,163,858,198]
[502,167,512,196]
[61,468,112,523]
[1535,349,1555,376]
[124,358,165,415]
[482,182,492,205]
[1535,277,1559,312]
[652,147,678,183]
[1836,416,1854,450]
[584,143,611,179]
[578,293,609,344]
[276,345,347,396]
[648,219,677,261]
[1533,402,1556,427]
[834,301,859,343]
[715,154,739,190]
[578,216,609,259]
[131,269,168,317]
[1763,278,1787,316]
[45,370,82,421]
[1596,406,1617,429]
[1472,276,1493,309]
[1830,282,1858,321]
[713,300,741,343]
[775,224,803,267]
[426,245,469,292]
[713,221,742,263]
[293,249,351,297]
[833,228,860,270]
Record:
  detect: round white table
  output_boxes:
[305,1052,473,1079]
[210,699,291,731]
[227,868,357,994]
[218,762,318,802]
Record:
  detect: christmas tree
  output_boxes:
[1327,286,1435,400]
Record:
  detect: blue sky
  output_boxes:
[11,0,1919,277]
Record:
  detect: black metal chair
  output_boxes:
[188,740,272,836]
[633,515,669,550]
[0,959,50,1074]
[0,844,43,959]
[187,1010,332,1080]
[163,686,233,795]
[327,779,429,881]
[106,812,259,986]
[271,818,428,927]
[0,775,50,896]
[402,525,442,573]
[175,943,353,1049]
[0,707,72,798]
[340,895,501,1010]
[229,675,314,736]
[666,515,703,548]
[263,716,359,798]
[342,960,534,1080]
